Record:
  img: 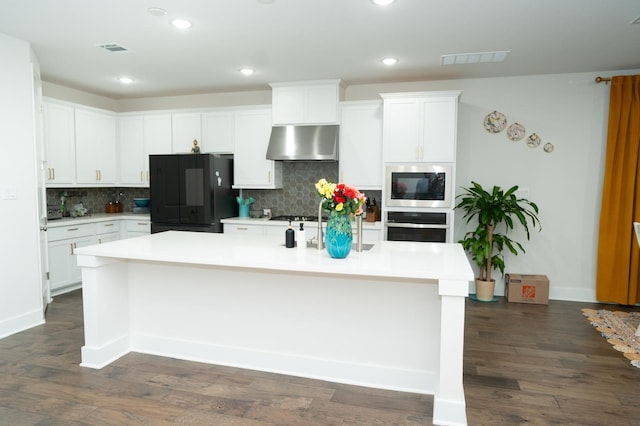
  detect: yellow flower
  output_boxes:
[335,202,344,211]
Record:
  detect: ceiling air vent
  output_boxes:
[96,43,129,53]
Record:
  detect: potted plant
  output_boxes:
[455,181,541,301]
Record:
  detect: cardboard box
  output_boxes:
[505,273,549,304]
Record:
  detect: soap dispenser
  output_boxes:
[285,220,295,248]
[297,223,306,250]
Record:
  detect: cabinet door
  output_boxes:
[47,239,75,291]
[306,84,339,124]
[97,233,119,244]
[69,235,97,283]
[340,102,383,189]
[234,108,283,189]
[43,102,75,185]
[382,99,421,162]
[143,114,172,184]
[172,113,202,153]
[48,235,96,291]
[75,108,116,184]
[271,82,340,125]
[421,98,456,163]
[272,87,306,124]
[118,115,145,185]
[202,110,235,153]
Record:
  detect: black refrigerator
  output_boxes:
[149,154,238,233]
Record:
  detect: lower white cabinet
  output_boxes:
[48,217,150,295]
[47,223,96,294]
[122,219,151,239]
[96,220,120,244]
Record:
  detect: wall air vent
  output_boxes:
[96,43,129,53]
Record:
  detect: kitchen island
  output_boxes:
[75,231,473,426]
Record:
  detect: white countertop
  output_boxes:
[221,216,383,229]
[76,230,473,283]
[47,213,150,228]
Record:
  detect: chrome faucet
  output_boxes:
[317,200,324,250]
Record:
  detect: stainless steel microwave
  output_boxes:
[385,164,453,208]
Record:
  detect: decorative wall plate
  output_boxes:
[483,111,507,133]
[526,133,541,148]
[543,143,554,153]
[506,122,525,141]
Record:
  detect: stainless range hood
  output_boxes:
[266,124,339,161]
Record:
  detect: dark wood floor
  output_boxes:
[1,290,639,425]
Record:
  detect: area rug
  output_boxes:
[582,308,640,368]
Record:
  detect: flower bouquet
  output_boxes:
[315,179,366,258]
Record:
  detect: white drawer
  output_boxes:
[224,224,263,234]
[96,221,120,235]
[126,220,150,233]
[48,223,95,241]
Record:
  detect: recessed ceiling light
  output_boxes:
[371,0,396,6]
[119,76,134,84]
[147,7,166,17]
[239,68,255,76]
[381,57,398,66]
[171,19,192,30]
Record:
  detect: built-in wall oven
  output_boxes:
[385,210,450,243]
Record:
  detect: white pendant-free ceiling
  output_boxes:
[0,0,638,99]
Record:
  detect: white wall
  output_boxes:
[44,69,640,302]
[348,71,640,302]
[0,33,43,338]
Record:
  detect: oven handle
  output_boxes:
[385,223,449,229]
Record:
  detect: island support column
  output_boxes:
[433,278,469,426]
[77,255,131,368]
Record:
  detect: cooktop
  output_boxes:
[270,215,326,222]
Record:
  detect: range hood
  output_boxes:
[266,124,339,161]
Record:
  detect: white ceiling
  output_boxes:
[1,0,639,99]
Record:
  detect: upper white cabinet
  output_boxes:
[339,101,383,190]
[118,113,172,186]
[75,108,117,185]
[118,115,144,185]
[172,112,202,153]
[233,107,283,189]
[381,91,461,163]
[270,80,344,125]
[202,110,235,153]
[43,101,76,186]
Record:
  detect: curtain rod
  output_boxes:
[595,76,611,84]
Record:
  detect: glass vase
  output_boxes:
[325,211,353,259]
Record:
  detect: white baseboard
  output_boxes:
[0,308,44,340]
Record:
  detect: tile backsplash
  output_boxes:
[243,162,381,217]
[45,162,380,218]
[46,187,150,215]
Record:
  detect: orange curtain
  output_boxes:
[596,75,640,304]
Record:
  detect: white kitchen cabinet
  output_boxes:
[119,113,172,186]
[270,80,343,125]
[339,101,383,189]
[122,219,150,239]
[75,108,117,184]
[118,115,145,185]
[233,107,283,189]
[96,220,120,244]
[202,109,235,153]
[172,113,202,153]
[381,91,461,163]
[223,222,265,235]
[43,101,76,186]
[47,223,96,294]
